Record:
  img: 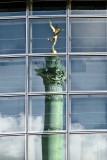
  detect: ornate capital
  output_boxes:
[35,56,66,86]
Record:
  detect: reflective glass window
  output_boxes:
[70,134,107,160]
[28,134,66,160]
[0,19,26,54]
[70,56,107,91]
[29,18,66,53]
[0,58,25,93]
[30,0,66,15]
[0,135,25,160]
[0,0,26,16]
[71,0,106,15]
[70,94,107,130]
[70,18,107,52]
[29,56,66,92]
[0,96,25,133]
[28,95,66,131]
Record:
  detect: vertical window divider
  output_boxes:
[25,1,29,160]
[66,8,70,160]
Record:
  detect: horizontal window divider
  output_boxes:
[28,92,67,96]
[68,130,107,134]
[28,53,67,56]
[69,52,107,56]
[28,131,67,135]
[0,92,26,97]
[69,91,107,95]
[0,13,107,20]
[28,15,66,19]
[69,14,107,18]
[0,54,26,58]
[0,16,26,20]
[0,132,26,136]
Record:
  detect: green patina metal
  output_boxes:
[35,56,66,86]
[34,21,66,160]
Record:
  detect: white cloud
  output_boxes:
[0,114,43,160]
[0,113,24,132]
[29,115,44,131]
[28,135,42,160]
[70,134,107,160]
[1,115,107,160]
[71,123,85,130]
[0,136,24,160]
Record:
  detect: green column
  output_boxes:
[42,57,65,160]
[42,89,64,160]
[44,87,63,130]
[35,56,66,160]
[42,134,64,160]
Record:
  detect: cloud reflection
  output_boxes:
[0,113,24,132]
[1,115,107,160]
[0,136,24,160]
[0,114,43,160]
[70,133,107,160]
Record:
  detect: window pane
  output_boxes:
[29,56,66,92]
[70,18,107,52]
[30,0,66,15]
[29,19,66,53]
[70,94,107,130]
[71,1,106,15]
[0,0,26,16]
[0,96,25,132]
[70,56,107,91]
[70,134,107,160]
[0,20,26,54]
[28,134,66,160]
[0,135,25,160]
[28,95,66,131]
[0,58,25,93]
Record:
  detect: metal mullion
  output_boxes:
[25,2,29,160]
[66,9,69,159]
[28,53,67,56]
[66,9,70,54]
[67,93,70,132]
[0,54,26,58]
[66,54,69,133]
[0,92,26,97]
[0,133,26,136]
[0,16,26,20]
[25,0,29,133]
[69,52,107,56]
[66,93,69,160]
[66,9,69,160]
[28,15,66,19]
[29,131,67,135]
[69,15,107,18]
[69,130,107,134]
[69,91,107,95]
[67,10,70,160]
[28,92,67,96]
[66,8,69,91]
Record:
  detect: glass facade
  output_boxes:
[0,0,107,159]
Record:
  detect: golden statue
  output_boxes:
[48,21,63,54]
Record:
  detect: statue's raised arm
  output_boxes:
[48,21,63,54]
[49,21,55,33]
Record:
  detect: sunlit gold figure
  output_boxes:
[48,21,63,54]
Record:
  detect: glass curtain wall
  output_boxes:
[0,0,107,160]
[70,1,107,160]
